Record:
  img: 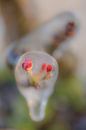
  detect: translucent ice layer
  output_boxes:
[15,51,58,121]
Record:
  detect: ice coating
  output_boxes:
[15,51,58,121]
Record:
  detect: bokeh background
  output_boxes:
[0,0,86,130]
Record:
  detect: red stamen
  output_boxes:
[41,63,47,71]
[22,59,32,71]
[47,64,53,72]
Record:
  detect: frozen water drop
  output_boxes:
[15,51,58,121]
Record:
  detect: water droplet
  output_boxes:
[15,51,58,121]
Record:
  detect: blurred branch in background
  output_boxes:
[6,11,79,70]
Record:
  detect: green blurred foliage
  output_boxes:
[0,68,14,83]
[56,76,85,111]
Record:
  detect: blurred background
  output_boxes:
[0,0,86,129]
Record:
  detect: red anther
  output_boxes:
[41,63,47,71]
[22,59,32,71]
[47,64,53,72]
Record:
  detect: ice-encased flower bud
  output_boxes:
[15,51,58,121]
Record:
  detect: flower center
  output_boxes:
[22,60,53,88]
